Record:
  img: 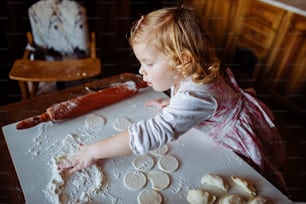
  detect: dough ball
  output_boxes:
[132,154,155,172]
[123,170,147,191]
[150,145,169,156]
[112,117,131,131]
[158,155,179,173]
[231,176,257,197]
[84,114,105,129]
[218,194,247,204]
[148,170,170,191]
[137,189,163,204]
[248,196,271,204]
[201,174,228,191]
[187,189,216,204]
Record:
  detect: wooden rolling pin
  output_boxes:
[16,80,147,129]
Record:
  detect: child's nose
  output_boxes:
[139,66,146,76]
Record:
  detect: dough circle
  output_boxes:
[123,170,147,191]
[158,155,179,173]
[150,145,169,156]
[85,114,105,129]
[132,154,155,172]
[112,117,131,131]
[148,170,170,191]
[137,189,163,204]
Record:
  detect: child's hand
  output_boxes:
[145,98,169,109]
[57,144,97,174]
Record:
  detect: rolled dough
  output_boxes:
[157,154,179,173]
[84,114,105,129]
[137,189,163,204]
[150,145,169,156]
[123,170,147,191]
[111,117,131,131]
[147,170,170,191]
[132,154,155,172]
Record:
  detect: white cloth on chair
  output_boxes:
[28,0,89,58]
[27,0,90,95]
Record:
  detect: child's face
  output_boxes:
[133,43,182,92]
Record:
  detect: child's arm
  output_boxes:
[145,98,170,109]
[57,130,131,174]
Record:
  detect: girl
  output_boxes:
[58,6,286,190]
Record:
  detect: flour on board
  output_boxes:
[43,134,104,204]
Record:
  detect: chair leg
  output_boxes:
[18,81,39,99]
[18,81,29,100]
[28,82,38,98]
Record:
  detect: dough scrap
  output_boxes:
[158,155,179,173]
[150,145,169,156]
[218,194,247,204]
[201,174,228,191]
[137,189,163,204]
[132,154,155,172]
[112,117,131,131]
[248,196,271,204]
[231,176,257,197]
[187,189,216,204]
[123,170,147,191]
[148,170,170,191]
[84,114,105,129]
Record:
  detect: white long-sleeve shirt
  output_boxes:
[128,68,286,188]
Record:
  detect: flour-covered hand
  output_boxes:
[57,144,97,174]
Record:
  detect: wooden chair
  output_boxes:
[9,0,101,99]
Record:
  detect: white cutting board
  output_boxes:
[2,87,292,204]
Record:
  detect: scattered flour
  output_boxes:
[43,134,104,204]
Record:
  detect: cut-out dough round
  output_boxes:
[123,170,147,191]
[85,114,105,129]
[112,117,131,131]
[218,194,247,204]
[158,155,179,173]
[187,190,216,204]
[201,174,228,191]
[148,170,170,191]
[132,154,155,172]
[137,189,163,204]
[150,145,169,156]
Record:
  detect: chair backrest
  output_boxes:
[28,0,89,60]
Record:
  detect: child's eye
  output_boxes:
[146,63,153,67]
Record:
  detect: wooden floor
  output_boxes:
[0,73,305,202]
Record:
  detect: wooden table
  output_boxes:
[0,73,139,203]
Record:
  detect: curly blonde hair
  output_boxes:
[129,6,220,84]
